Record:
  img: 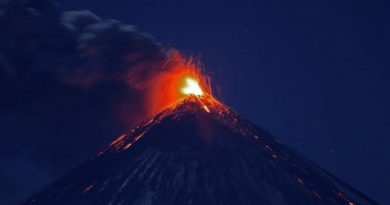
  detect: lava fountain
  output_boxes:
[181,77,204,96]
[143,54,214,118]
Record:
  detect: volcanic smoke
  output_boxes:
[1,1,380,205]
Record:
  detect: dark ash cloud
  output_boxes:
[0,0,174,204]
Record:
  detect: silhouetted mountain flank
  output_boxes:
[23,97,378,205]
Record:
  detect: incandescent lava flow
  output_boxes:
[23,67,378,205]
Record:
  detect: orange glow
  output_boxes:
[181,77,204,96]
[123,131,146,150]
[203,105,210,113]
[142,52,213,117]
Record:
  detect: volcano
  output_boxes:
[23,97,378,205]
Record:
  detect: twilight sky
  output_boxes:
[1,0,389,204]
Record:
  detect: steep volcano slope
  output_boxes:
[24,97,378,205]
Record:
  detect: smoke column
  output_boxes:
[0,0,208,204]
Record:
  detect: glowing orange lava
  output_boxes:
[181,77,204,96]
[143,53,214,117]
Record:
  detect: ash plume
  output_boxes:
[0,0,189,204]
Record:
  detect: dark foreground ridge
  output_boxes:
[23,97,379,205]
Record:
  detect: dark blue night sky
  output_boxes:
[1,0,389,204]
